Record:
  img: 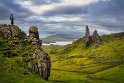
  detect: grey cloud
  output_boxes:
[83,0,124,30]
[0,0,33,22]
[88,0,124,18]
[0,4,11,20]
[43,6,88,16]
[31,0,62,6]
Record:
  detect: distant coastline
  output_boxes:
[42,41,73,46]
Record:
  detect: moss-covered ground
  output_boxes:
[43,34,124,83]
[0,33,124,83]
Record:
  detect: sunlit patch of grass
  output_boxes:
[50,70,91,83]
[88,64,124,83]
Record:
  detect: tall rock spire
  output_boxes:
[82,25,91,47]
[85,25,90,37]
[29,26,42,46]
[29,26,39,39]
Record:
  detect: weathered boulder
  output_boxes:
[29,26,39,39]
[29,26,42,46]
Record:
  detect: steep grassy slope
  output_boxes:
[0,38,50,83]
[43,34,124,83]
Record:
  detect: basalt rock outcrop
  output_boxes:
[0,24,28,45]
[82,25,91,47]
[82,25,102,47]
[0,24,51,80]
[29,26,42,46]
[27,47,51,80]
[92,30,102,43]
[85,25,90,37]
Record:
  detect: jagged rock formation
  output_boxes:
[85,25,90,37]
[92,30,102,43]
[82,25,102,47]
[83,35,91,47]
[29,26,39,39]
[0,24,42,46]
[0,24,51,80]
[0,24,28,45]
[82,25,92,47]
[27,47,51,80]
[29,26,42,46]
[0,24,27,39]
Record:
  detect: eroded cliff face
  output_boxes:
[27,47,51,80]
[0,24,51,80]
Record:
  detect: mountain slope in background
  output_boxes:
[42,33,82,43]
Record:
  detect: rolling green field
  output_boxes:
[43,34,124,83]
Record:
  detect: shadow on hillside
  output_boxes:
[50,79,91,83]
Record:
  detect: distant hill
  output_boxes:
[113,32,124,38]
[42,33,82,43]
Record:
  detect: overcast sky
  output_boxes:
[0,0,124,38]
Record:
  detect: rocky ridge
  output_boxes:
[0,24,51,80]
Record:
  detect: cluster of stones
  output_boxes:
[0,24,51,80]
[83,25,102,48]
[0,24,27,45]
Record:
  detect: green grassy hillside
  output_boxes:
[43,34,124,83]
[0,38,50,83]
[0,33,124,83]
